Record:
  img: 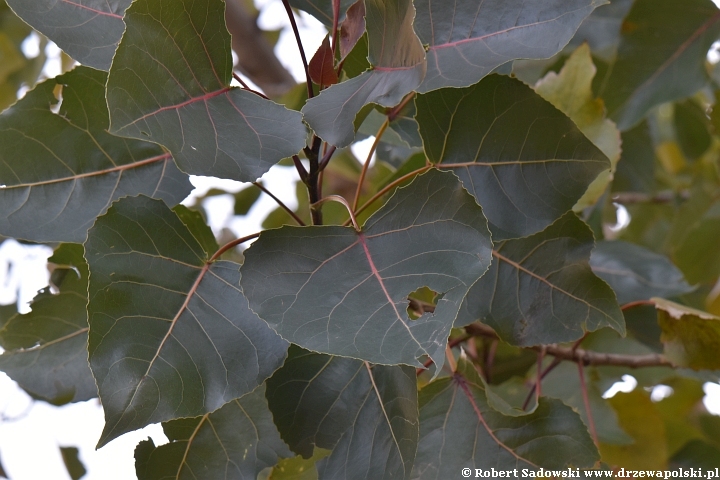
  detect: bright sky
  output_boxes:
[0,1,719,478]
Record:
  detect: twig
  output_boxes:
[535,348,545,404]
[577,359,599,446]
[621,299,656,311]
[253,182,305,226]
[416,334,471,375]
[313,195,361,231]
[231,72,269,99]
[353,119,389,211]
[318,145,337,171]
[485,339,498,384]
[292,155,309,182]
[209,232,261,261]
[281,0,314,99]
[445,346,458,373]
[387,92,415,121]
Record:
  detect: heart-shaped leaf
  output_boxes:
[414,0,605,92]
[0,244,96,404]
[86,196,288,447]
[0,66,191,243]
[309,36,338,87]
[241,169,492,370]
[416,74,610,240]
[410,357,598,477]
[598,0,720,130]
[590,240,694,305]
[302,0,426,147]
[266,346,418,480]
[457,213,625,346]
[6,0,131,70]
[135,384,291,480]
[106,0,306,182]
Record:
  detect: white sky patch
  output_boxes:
[602,375,638,398]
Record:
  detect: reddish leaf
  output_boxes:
[339,0,365,60]
[309,36,338,87]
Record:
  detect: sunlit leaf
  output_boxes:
[106,0,306,182]
[414,0,605,92]
[135,384,291,480]
[411,357,598,477]
[0,244,96,404]
[534,43,621,210]
[267,448,331,480]
[590,240,694,304]
[302,0,426,147]
[416,74,610,240]
[86,196,288,447]
[597,0,720,130]
[241,170,492,370]
[266,346,418,480]
[0,67,191,243]
[654,298,720,371]
[458,213,624,346]
[6,0,131,70]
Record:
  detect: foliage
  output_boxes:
[1,0,720,476]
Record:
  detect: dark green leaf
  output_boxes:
[302,0,426,147]
[106,0,306,182]
[670,440,720,468]
[0,66,191,243]
[411,357,598,477]
[6,0,130,70]
[135,384,291,480]
[457,213,625,346]
[172,205,219,256]
[590,240,694,304]
[288,0,356,27]
[0,244,96,404]
[414,0,604,92]
[674,100,713,160]
[234,184,263,215]
[266,346,418,480]
[416,75,610,240]
[60,446,87,480]
[567,0,634,62]
[0,302,15,331]
[612,121,657,193]
[86,196,288,447]
[241,170,492,369]
[655,298,720,370]
[598,0,720,130]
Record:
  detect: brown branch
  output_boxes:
[281,0,314,99]
[210,232,262,261]
[253,182,305,226]
[577,360,599,446]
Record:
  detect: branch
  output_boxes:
[353,119,389,210]
[253,182,305,226]
[209,232,261,261]
[281,0,314,99]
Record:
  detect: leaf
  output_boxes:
[567,0,635,62]
[597,0,720,130]
[590,240,694,305]
[268,449,331,480]
[309,36,338,88]
[5,0,131,70]
[241,169,492,369]
[86,196,288,447]
[534,43,621,210]
[339,0,365,60]
[265,346,418,480]
[288,0,356,27]
[612,121,656,194]
[457,213,625,347]
[172,205,219,257]
[411,357,598,477]
[416,74,611,240]
[599,390,667,469]
[670,440,720,468]
[135,384,291,480]
[654,298,720,370]
[106,0,306,182]
[60,446,87,480]
[0,450,6,479]
[0,66,191,243]
[234,184,263,216]
[674,99,713,160]
[0,244,97,405]
[414,0,605,93]
[302,0,426,147]
[0,31,24,83]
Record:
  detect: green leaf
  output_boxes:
[458,213,624,346]
[674,100,713,160]
[414,0,605,92]
[0,31,24,83]
[411,357,598,477]
[416,74,610,240]
[534,43,621,210]
[106,0,306,182]
[267,449,331,480]
[233,184,263,215]
[0,244,97,405]
[301,0,426,147]
[288,0,356,27]
[60,446,87,480]
[597,0,720,130]
[172,205,219,256]
[590,240,694,305]
[670,440,720,468]
[612,121,657,194]
[654,298,720,370]
[241,170,492,369]
[86,196,288,447]
[6,0,130,70]
[567,0,634,62]
[265,346,418,480]
[135,384,291,480]
[0,66,191,243]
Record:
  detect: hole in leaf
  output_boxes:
[50,83,63,114]
[406,286,442,320]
